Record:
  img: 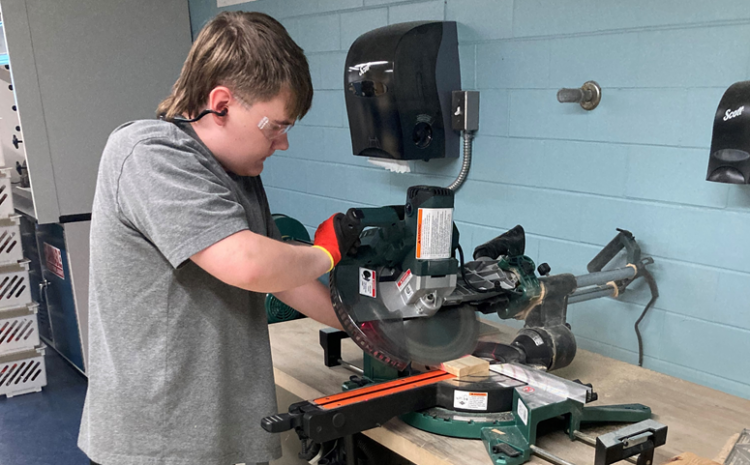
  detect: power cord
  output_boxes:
[634,266,659,367]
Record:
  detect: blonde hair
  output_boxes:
[157,11,312,121]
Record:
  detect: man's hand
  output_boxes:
[313,209,362,271]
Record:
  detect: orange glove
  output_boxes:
[313,210,362,271]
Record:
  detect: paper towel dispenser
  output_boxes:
[707,81,750,184]
[344,21,460,161]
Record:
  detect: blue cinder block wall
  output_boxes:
[189,0,750,399]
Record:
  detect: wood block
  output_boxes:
[663,452,723,465]
[440,355,490,378]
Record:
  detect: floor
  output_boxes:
[0,348,89,465]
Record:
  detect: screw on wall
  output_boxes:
[557,81,602,110]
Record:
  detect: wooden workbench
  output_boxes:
[268,318,750,465]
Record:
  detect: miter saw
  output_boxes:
[262,185,666,465]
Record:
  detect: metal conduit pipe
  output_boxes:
[447,131,474,192]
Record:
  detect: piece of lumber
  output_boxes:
[440,355,490,378]
[663,452,723,465]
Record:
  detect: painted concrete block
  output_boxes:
[636,25,750,89]
[659,313,750,385]
[471,136,628,196]
[646,358,750,401]
[510,88,688,147]
[287,126,326,160]
[301,90,345,127]
[575,336,641,367]
[459,44,476,90]
[388,1,445,24]
[550,32,642,89]
[445,0,513,42]
[365,0,407,5]
[513,0,750,38]
[341,8,388,50]
[567,299,665,360]
[323,127,360,164]
[305,161,348,199]
[534,237,738,332]
[477,40,550,89]
[318,0,364,15]
[478,90,510,137]
[683,87,727,149]
[453,181,584,242]
[727,185,750,211]
[317,52,348,90]
[280,17,300,43]
[297,14,341,52]
[714,270,750,331]
[265,156,313,193]
[414,156,463,178]
[577,194,750,274]
[626,146,729,208]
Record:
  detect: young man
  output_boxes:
[78,11,358,465]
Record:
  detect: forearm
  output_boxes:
[241,234,332,292]
[273,280,343,330]
[191,230,331,293]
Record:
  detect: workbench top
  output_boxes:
[269,318,750,465]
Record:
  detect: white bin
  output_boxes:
[0,216,23,265]
[0,345,46,398]
[0,168,13,218]
[0,303,39,355]
[0,261,31,310]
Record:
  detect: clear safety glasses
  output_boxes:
[258,116,294,141]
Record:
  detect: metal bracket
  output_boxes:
[595,419,668,465]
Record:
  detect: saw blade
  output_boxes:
[330,263,480,370]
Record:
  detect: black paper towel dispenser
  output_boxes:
[707,81,750,184]
[344,21,460,161]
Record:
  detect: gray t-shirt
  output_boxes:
[78,119,282,465]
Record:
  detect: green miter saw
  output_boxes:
[330,184,657,373]
[263,185,666,465]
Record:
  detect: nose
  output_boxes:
[272,133,289,151]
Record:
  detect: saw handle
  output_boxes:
[345,206,402,231]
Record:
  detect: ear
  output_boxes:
[207,86,232,124]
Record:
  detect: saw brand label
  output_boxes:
[359,268,377,298]
[453,390,488,411]
[415,208,453,260]
[396,269,413,291]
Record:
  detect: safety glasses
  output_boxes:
[257,116,294,141]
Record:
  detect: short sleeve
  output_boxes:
[116,138,249,268]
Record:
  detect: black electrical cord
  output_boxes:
[160,108,227,123]
[634,267,659,367]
